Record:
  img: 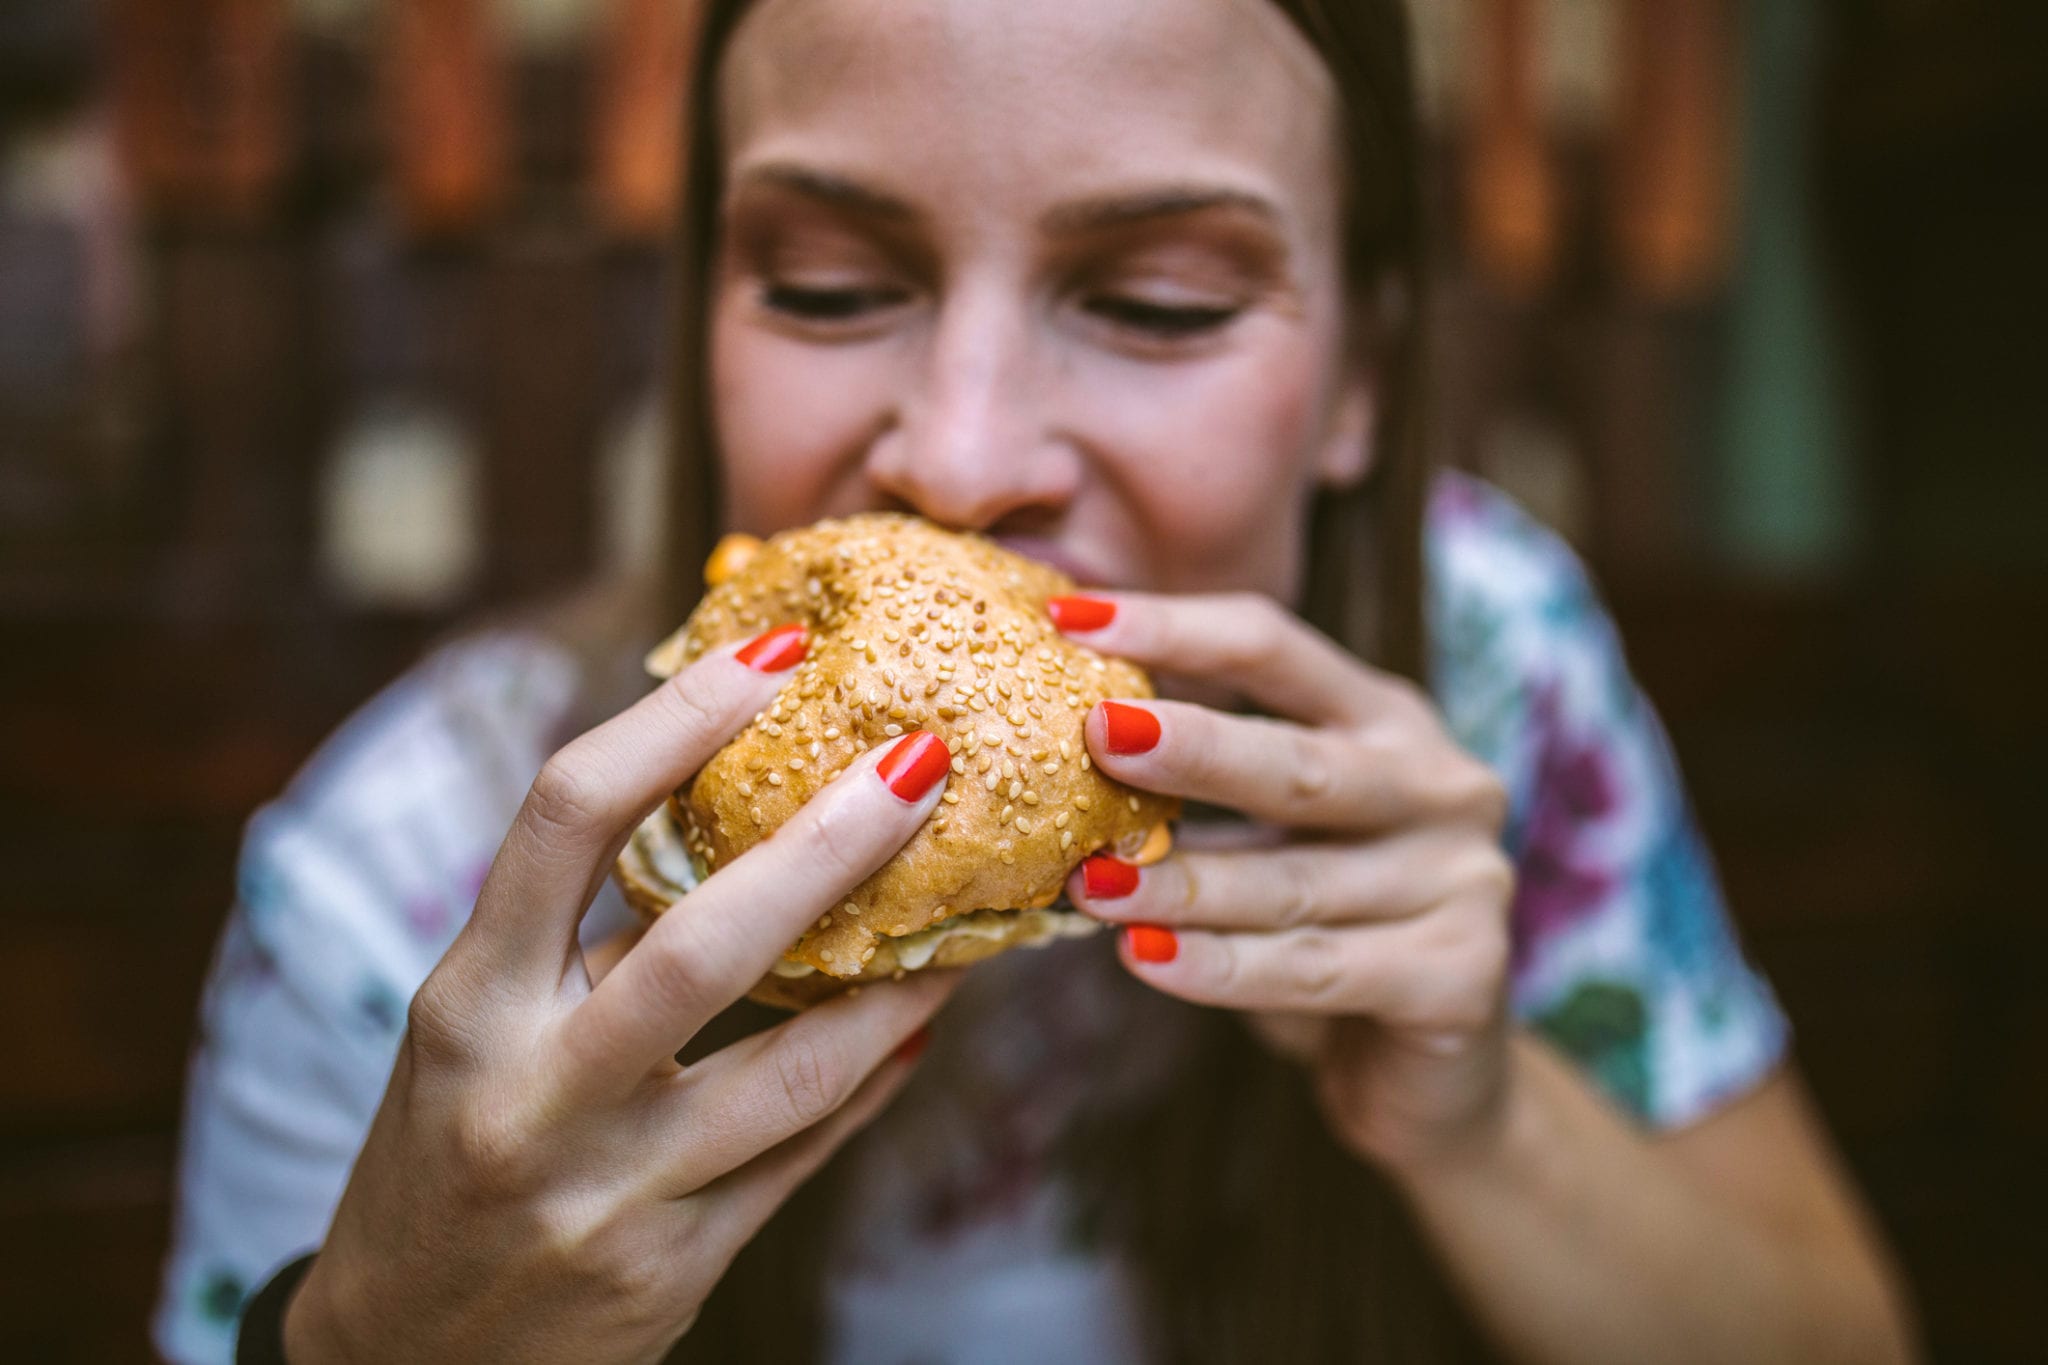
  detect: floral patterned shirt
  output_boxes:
[152,475,1786,1364]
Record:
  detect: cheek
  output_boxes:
[709,306,889,530]
[1095,334,1328,594]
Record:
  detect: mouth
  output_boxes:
[991,535,1110,589]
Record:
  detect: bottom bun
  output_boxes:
[615,804,1099,1009]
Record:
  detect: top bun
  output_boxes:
[617,513,1177,1008]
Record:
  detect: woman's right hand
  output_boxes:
[281,626,959,1365]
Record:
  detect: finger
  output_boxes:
[651,969,956,1196]
[1113,895,1508,1025]
[462,626,810,990]
[687,1019,929,1252]
[1067,831,1501,931]
[1048,590,1426,729]
[1086,700,1504,833]
[585,926,648,986]
[558,730,955,1094]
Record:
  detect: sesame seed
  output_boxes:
[1009,780,1024,800]
[985,771,1001,790]
[764,722,783,738]
[788,757,805,770]
[1000,851,1017,865]
[738,782,754,798]
[1000,804,1014,823]
[1022,791,1040,806]
[884,723,903,737]
[750,806,765,823]
[1081,753,1092,771]
[1055,811,1070,829]
[1060,830,1074,850]
[977,756,993,773]
[810,740,823,758]
[821,949,836,964]
[1015,817,1035,834]
[767,772,784,786]
[950,756,966,775]
[1074,795,1092,811]
[942,791,961,805]
[1042,761,1061,775]
[889,704,909,720]
[1129,796,1141,812]
[1059,740,1071,759]
[824,727,841,740]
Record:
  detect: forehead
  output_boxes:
[719,0,1340,224]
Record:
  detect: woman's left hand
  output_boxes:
[1053,591,1517,1175]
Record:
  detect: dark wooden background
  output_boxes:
[2,1,2043,1361]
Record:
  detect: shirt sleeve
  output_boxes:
[1429,474,1789,1130]
[151,633,599,1365]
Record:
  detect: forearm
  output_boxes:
[1392,1035,1915,1365]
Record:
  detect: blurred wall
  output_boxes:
[1,1,2042,1360]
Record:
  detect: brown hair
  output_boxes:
[660,1,1469,1359]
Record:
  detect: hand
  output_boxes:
[284,627,959,1365]
[1051,592,1516,1174]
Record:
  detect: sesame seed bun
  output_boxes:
[613,513,1178,1009]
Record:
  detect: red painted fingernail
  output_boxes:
[894,1026,932,1064]
[1099,701,1160,756]
[1125,925,1178,964]
[876,731,950,803]
[1082,856,1140,900]
[736,624,807,672]
[1047,596,1116,632]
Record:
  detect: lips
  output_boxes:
[991,536,1109,589]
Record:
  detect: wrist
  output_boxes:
[1382,1032,1546,1196]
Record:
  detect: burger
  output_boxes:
[613,514,1178,1009]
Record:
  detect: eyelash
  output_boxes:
[761,283,907,321]
[1082,296,1240,339]
[759,281,1242,341]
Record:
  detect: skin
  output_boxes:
[288,0,1919,1360]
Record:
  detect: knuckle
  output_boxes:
[1281,929,1347,1008]
[632,930,721,1018]
[1286,731,1334,803]
[658,670,728,746]
[404,975,476,1067]
[1218,594,1286,670]
[451,1100,543,1197]
[771,1033,842,1129]
[1466,845,1517,905]
[1272,857,1322,930]
[526,753,609,843]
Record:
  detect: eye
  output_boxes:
[761,282,908,322]
[1085,295,1241,340]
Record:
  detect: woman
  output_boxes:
[156,1,1917,1361]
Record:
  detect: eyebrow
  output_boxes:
[732,163,920,221]
[732,162,1281,235]
[1039,184,1282,235]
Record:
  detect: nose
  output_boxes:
[864,286,1080,532]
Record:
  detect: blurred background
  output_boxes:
[1,0,2042,1359]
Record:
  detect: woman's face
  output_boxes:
[710,0,1371,603]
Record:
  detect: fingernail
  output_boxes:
[1047,596,1116,632]
[1081,856,1140,900]
[1099,701,1160,756]
[1125,925,1178,964]
[736,623,808,672]
[894,1026,932,1065]
[876,731,950,803]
